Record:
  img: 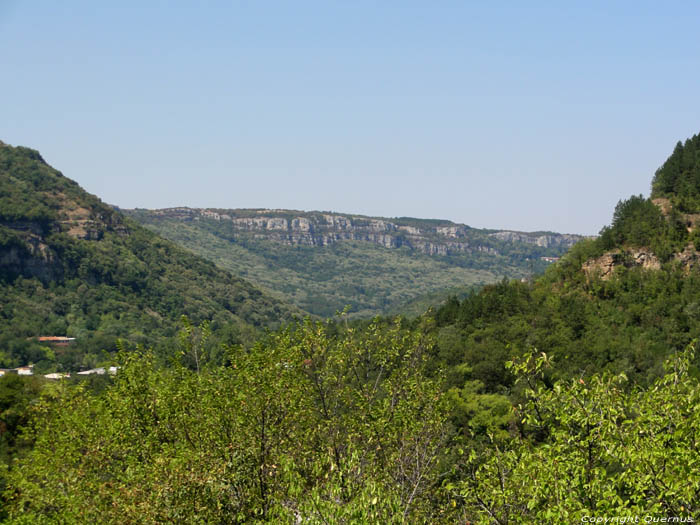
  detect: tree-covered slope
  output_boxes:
[125,207,583,318]
[0,141,297,372]
[431,132,700,396]
[651,132,700,211]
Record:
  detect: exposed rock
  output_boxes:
[582,252,621,279]
[291,217,312,232]
[266,218,288,230]
[0,230,62,282]
[437,225,468,238]
[674,243,700,270]
[651,197,700,232]
[1,195,128,283]
[398,225,421,235]
[323,214,352,230]
[490,230,583,248]
[144,208,584,257]
[652,198,672,216]
[682,214,700,232]
[583,248,661,280]
[201,210,222,220]
[629,249,661,270]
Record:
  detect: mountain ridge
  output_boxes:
[125,206,585,317]
[128,206,584,256]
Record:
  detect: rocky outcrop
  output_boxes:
[489,230,583,248]
[582,252,620,279]
[144,207,583,257]
[58,204,129,240]
[630,249,662,270]
[674,243,700,270]
[652,198,672,216]
[1,199,128,283]
[583,248,662,280]
[0,228,63,282]
[582,241,700,279]
[651,197,700,232]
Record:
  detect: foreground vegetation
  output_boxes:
[1,319,697,523]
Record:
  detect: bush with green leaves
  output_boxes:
[3,318,453,524]
[456,347,700,523]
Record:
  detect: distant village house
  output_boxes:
[77,367,119,376]
[44,372,70,380]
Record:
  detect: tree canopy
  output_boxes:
[651,133,700,211]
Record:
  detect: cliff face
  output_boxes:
[0,227,61,282]
[488,230,581,248]
[0,185,129,283]
[143,207,584,257]
[582,249,662,280]
[0,215,129,283]
[581,195,700,280]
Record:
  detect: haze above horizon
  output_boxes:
[2,1,700,235]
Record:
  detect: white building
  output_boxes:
[77,367,105,375]
[44,373,70,380]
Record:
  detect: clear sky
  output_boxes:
[2,1,700,235]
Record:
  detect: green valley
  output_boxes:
[125,207,583,317]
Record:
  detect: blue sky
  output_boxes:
[2,1,700,235]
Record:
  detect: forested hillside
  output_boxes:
[126,207,583,317]
[429,133,700,395]
[3,134,700,523]
[651,132,700,211]
[0,142,297,372]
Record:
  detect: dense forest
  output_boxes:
[651,132,700,212]
[2,135,700,522]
